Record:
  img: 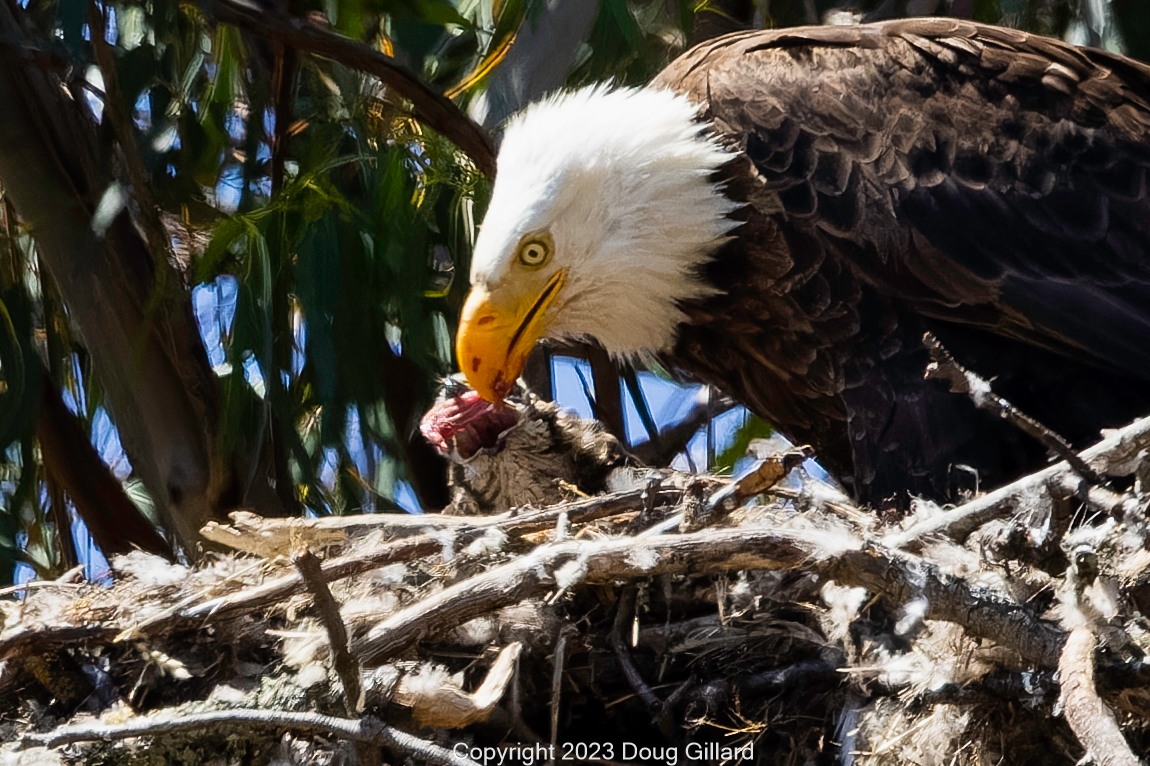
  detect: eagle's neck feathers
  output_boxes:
[474,86,740,359]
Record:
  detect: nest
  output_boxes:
[7,408,1150,765]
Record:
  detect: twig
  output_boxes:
[147,533,450,630]
[1058,627,1141,766]
[20,708,481,766]
[923,332,1104,484]
[610,587,665,719]
[631,397,737,467]
[293,549,364,717]
[5,486,688,657]
[393,643,522,728]
[771,483,874,529]
[690,446,811,530]
[912,669,1058,706]
[739,661,842,697]
[201,508,476,555]
[885,414,1150,552]
[0,625,118,663]
[185,486,682,621]
[1066,479,1144,522]
[626,476,668,534]
[0,580,84,598]
[350,525,1065,668]
[548,627,574,766]
[689,661,842,713]
[0,565,85,598]
[194,0,496,176]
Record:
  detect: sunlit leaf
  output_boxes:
[712,414,774,474]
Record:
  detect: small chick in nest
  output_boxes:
[421,376,632,514]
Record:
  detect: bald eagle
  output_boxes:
[454,18,1150,505]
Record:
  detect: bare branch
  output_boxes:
[924,332,1103,484]
[118,484,687,639]
[1059,627,1141,766]
[631,395,738,467]
[549,627,573,755]
[351,525,1065,668]
[610,587,663,712]
[885,414,1150,552]
[20,709,481,766]
[294,549,365,719]
[194,0,496,176]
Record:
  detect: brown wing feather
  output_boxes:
[656,21,1150,502]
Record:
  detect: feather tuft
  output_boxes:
[472,85,739,358]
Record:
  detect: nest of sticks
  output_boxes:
[8,374,1150,764]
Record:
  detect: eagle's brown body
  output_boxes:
[656,20,1150,502]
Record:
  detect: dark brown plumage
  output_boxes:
[456,19,1150,507]
[657,20,1150,503]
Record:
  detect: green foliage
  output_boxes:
[569,0,698,85]
[189,32,487,513]
[712,414,774,475]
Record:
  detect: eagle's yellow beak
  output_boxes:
[456,270,566,401]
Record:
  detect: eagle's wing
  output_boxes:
[659,19,1150,372]
[656,19,1150,497]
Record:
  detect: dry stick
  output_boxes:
[770,484,874,529]
[828,546,1062,666]
[609,586,668,733]
[202,509,480,554]
[912,668,1058,706]
[1067,480,1145,522]
[548,628,573,766]
[6,487,686,657]
[181,486,682,624]
[923,332,1104,484]
[695,447,813,530]
[1059,627,1142,766]
[293,549,365,717]
[631,396,737,467]
[194,0,496,176]
[198,535,443,619]
[885,414,1150,553]
[19,709,481,766]
[350,527,1065,668]
[0,625,118,663]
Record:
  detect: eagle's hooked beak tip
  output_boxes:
[456,286,527,403]
[456,271,567,402]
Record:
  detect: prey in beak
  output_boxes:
[456,269,566,401]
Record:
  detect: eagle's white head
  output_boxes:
[457,85,738,401]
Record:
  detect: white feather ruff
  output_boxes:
[471,85,739,357]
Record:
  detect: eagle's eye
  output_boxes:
[517,236,551,268]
